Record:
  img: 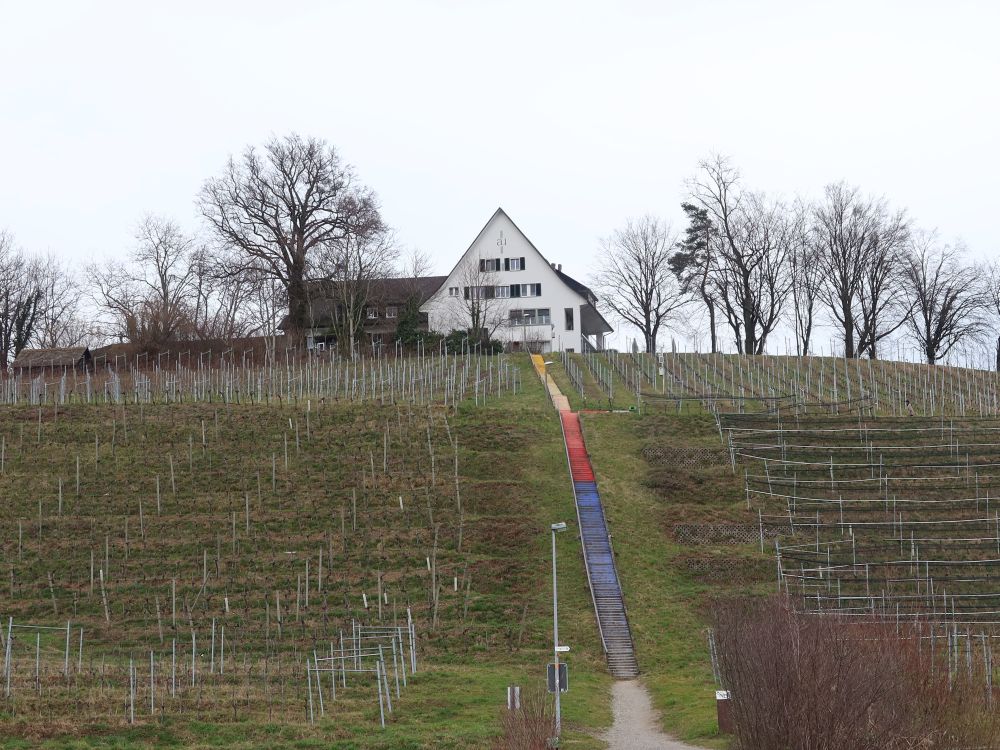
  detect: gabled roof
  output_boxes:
[429,207,603,308]
[554,267,597,304]
[280,275,447,330]
[11,347,91,370]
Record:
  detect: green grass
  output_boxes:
[580,411,767,748]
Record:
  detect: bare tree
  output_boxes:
[0,231,43,368]
[688,157,793,354]
[789,206,822,355]
[246,270,287,365]
[87,216,197,348]
[32,256,89,348]
[198,133,384,333]
[984,262,1000,371]
[399,247,434,290]
[190,248,259,341]
[813,183,909,358]
[591,215,685,353]
[670,202,719,352]
[393,247,436,347]
[311,225,398,352]
[449,261,509,345]
[901,232,985,365]
[855,236,910,360]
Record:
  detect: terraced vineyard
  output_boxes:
[725,413,1000,626]
[554,351,1000,418]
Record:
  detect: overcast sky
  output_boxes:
[2,0,997,352]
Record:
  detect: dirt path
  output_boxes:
[601,680,702,750]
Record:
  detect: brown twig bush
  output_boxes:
[713,596,1000,750]
[491,686,556,750]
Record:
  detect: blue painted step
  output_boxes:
[560,412,639,679]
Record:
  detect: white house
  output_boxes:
[421,208,613,353]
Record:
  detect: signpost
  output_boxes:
[550,521,568,737]
[546,662,568,693]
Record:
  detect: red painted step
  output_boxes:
[558,409,638,678]
[560,412,595,481]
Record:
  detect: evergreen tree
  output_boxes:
[669,202,718,352]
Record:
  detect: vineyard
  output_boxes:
[0,353,612,748]
[713,397,1000,745]
[546,351,1000,419]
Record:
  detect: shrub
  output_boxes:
[712,596,1000,749]
[444,329,503,354]
[491,686,556,750]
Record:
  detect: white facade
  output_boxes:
[421,208,612,353]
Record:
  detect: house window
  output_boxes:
[479,258,501,272]
[366,307,379,319]
[508,308,550,326]
[565,308,574,331]
[506,257,525,271]
[495,285,510,298]
[448,287,458,297]
[385,306,398,319]
[466,286,493,300]
[514,283,541,298]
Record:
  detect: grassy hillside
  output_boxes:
[575,353,1000,745]
[7,350,989,748]
[0,356,612,749]
[580,411,762,746]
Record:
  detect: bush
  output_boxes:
[491,687,556,750]
[394,298,427,346]
[444,329,503,355]
[712,596,1000,749]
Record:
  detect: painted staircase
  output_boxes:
[531,355,639,679]
[560,411,639,679]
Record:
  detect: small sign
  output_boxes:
[716,690,730,700]
[546,663,568,693]
[555,645,570,653]
[507,685,521,710]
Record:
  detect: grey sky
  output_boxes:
[2,0,997,351]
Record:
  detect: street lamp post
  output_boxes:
[543,360,554,398]
[551,521,567,738]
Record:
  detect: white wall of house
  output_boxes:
[422,209,599,353]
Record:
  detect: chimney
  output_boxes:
[550,262,556,269]
[557,264,562,271]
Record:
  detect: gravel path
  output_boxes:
[601,680,702,750]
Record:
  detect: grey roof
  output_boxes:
[281,276,447,330]
[554,267,596,301]
[11,347,90,370]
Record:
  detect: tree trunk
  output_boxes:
[286,266,308,333]
[708,302,717,354]
[644,330,656,354]
[841,296,855,358]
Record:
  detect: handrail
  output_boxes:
[558,413,609,656]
